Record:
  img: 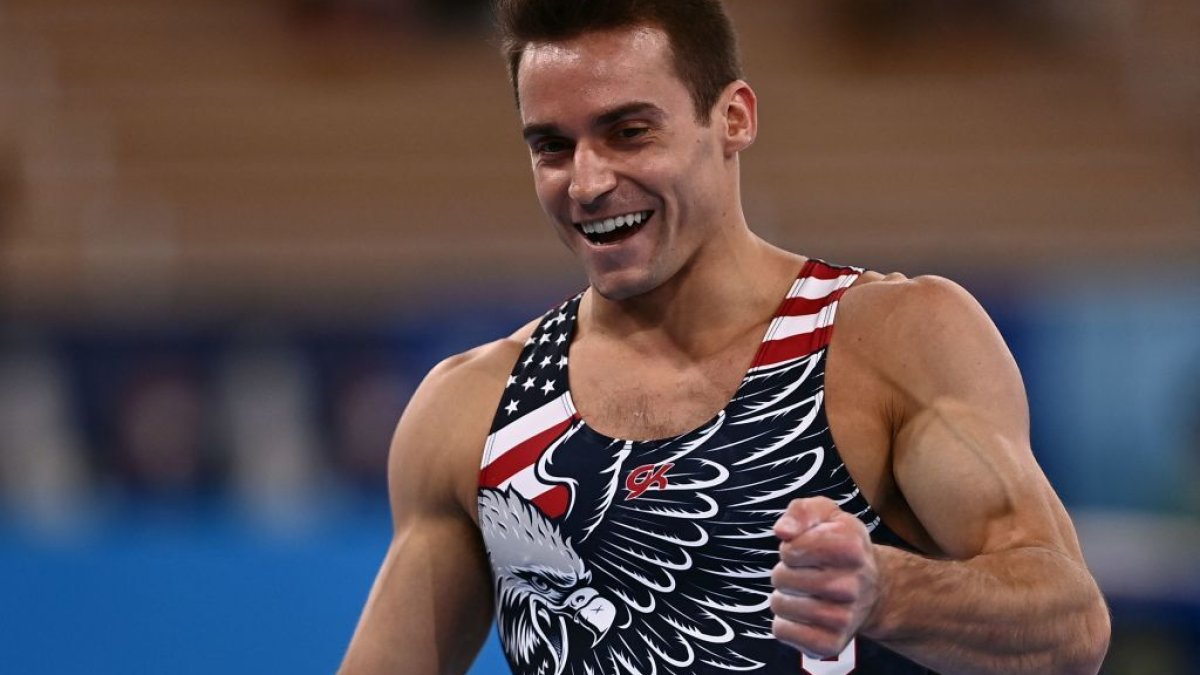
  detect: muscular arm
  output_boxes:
[772,276,1109,674]
[861,277,1110,674]
[339,343,521,674]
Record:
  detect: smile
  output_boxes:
[575,210,653,245]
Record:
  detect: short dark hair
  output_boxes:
[495,0,743,121]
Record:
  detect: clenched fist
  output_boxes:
[771,497,882,658]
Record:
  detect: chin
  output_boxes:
[587,268,661,301]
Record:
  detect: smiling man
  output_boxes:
[338,1,1110,674]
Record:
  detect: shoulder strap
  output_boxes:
[750,259,863,370]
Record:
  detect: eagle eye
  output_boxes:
[516,569,566,596]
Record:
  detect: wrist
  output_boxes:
[861,543,903,642]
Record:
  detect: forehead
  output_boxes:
[516,26,689,125]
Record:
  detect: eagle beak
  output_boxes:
[564,588,616,646]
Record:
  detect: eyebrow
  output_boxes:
[521,101,666,142]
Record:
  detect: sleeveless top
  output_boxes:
[477,260,935,675]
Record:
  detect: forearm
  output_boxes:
[864,544,1109,675]
[340,519,494,674]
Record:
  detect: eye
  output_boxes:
[533,137,570,156]
[528,575,552,592]
[615,126,649,141]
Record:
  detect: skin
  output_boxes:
[339,25,1110,675]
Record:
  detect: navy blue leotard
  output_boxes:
[479,260,935,675]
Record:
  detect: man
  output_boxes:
[339,1,1110,673]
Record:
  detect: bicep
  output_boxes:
[886,278,1082,562]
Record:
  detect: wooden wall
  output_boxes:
[1,0,1196,318]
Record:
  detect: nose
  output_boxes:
[567,144,617,206]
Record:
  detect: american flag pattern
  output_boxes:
[478,260,934,675]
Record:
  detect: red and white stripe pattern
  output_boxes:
[477,297,580,521]
[752,261,861,371]
[480,392,577,518]
[479,299,580,519]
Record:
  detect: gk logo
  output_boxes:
[625,463,673,500]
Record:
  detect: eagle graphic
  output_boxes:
[479,489,617,675]
[479,350,875,675]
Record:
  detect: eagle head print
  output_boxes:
[479,488,617,675]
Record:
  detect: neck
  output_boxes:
[583,221,802,359]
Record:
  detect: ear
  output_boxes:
[718,80,758,156]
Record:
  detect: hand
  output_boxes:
[771,497,882,658]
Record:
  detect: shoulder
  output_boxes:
[425,326,535,406]
[837,271,1021,402]
[387,317,541,519]
[841,271,992,335]
[410,314,543,420]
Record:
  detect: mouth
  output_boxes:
[574,210,653,246]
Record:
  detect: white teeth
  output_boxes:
[579,211,651,236]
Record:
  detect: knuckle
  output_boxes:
[826,535,867,568]
[777,538,793,557]
[780,543,807,568]
[770,615,798,645]
[825,576,859,604]
[772,589,824,624]
[807,636,839,659]
[770,562,789,588]
[769,590,792,618]
[802,598,853,635]
[826,606,853,634]
[782,538,811,564]
[773,616,823,656]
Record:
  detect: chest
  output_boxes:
[477,332,914,675]
[567,335,760,440]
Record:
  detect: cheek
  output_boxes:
[653,138,715,193]
[675,144,724,205]
[533,172,566,213]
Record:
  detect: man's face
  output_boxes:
[517,26,735,301]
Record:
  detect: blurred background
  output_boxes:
[0,0,1197,673]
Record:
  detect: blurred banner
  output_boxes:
[1,1,1197,673]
